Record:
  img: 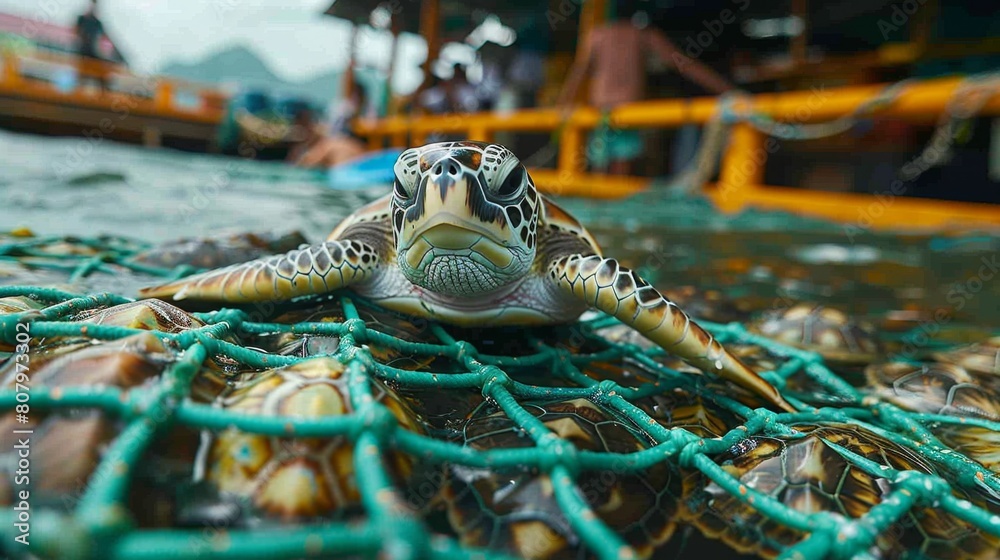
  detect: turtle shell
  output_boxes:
[253,299,443,372]
[5,299,207,366]
[205,357,425,520]
[74,299,206,333]
[0,296,46,352]
[863,362,1000,473]
[0,295,45,315]
[591,321,822,408]
[132,230,308,269]
[70,300,244,400]
[933,337,1000,376]
[682,422,1000,559]
[0,332,175,507]
[748,304,882,364]
[443,397,681,559]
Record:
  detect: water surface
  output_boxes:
[1,130,997,330]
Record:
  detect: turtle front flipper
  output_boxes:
[548,254,795,413]
[139,240,379,303]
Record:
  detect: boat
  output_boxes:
[326,148,402,190]
[216,90,312,160]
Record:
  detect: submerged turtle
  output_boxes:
[682,422,1000,559]
[443,397,681,559]
[863,362,1000,473]
[933,337,1000,376]
[132,230,309,270]
[748,303,882,365]
[140,141,792,412]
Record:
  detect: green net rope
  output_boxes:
[1,235,1000,560]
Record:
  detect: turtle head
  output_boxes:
[390,141,539,297]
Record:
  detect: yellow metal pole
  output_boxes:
[390,130,408,148]
[911,0,936,51]
[2,51,21,85]
[343,25,360,101]
[468,126,492,143]
[418,0,441,97]
[412,127,427,146]
[386,15,402,117]
[557,122,585,188]
[716,122,765,213]
[154,80,173,111]
[791,0,808,65]
[354,77,1000,139]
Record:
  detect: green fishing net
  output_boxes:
[1,234,999,560]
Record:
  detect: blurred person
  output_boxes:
[557,2,735,175]
[507,19,549,109]
[418,64,481,115]
[75,0,118,91]
[327,82,376,138]
[287,108,366,169]
[507,48,545,109]
[416,64,484,143]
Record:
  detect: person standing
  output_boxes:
[557,4,735,175]
[75,0,114,91]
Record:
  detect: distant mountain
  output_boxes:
[161,45,342,106]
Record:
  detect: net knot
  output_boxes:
[379,518,430,560]
[342,317,369,342]
[201,308,247,333]
[678,437,709,469]
[591,379,622,404]
[452,340,478,361]
[538,436,580,474]
[895,470,949,502]
[354,403,398,442]
[479,366,511,398]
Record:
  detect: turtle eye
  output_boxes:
[393,176,414,206]
[494,166,525,200]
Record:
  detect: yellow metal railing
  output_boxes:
[0,49,227,124]
[356,76,1000,230]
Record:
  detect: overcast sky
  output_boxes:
[0,0,428,90]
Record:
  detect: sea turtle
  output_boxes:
[862,362,1000,473]
[0,331,175,507]
[442,397,681,559]
[681,422,1000,559]
[933,337,1000,376]
[140,141,792,412]
[748,303,882,365]
[204,356,426,520]
[132,230,309,270]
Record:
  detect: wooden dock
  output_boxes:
[0,50,226,151]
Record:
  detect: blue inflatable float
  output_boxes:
[327,149,402,190]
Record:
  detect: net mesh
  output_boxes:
[1,234,999,560]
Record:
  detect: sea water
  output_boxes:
[0,129,997,329]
